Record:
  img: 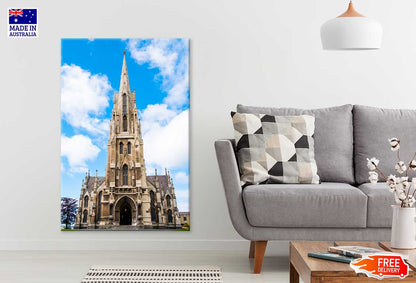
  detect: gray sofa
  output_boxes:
[215,104,416,273]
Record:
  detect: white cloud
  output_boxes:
[127,39,189,109]
[173,172,189,185]
[61,64,112,135]
[174,189,189,199]
[175,189,189,212]
[143,110,189,170]
[177,200,189,213]
[129,39,189,175]
[61,134,100,173]
[140,103,176,133]
[164,78,189,107]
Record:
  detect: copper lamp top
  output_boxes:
[338,1,364,18]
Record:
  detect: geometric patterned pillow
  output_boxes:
[231,112,320,185]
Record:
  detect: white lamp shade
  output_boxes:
[321,17,383,50]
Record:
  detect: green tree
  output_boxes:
[61,197,78,229]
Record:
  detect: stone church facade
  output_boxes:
[75,52,182,229]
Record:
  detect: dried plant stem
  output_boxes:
[404,184,411,207]
[404,152,416,206]
[369,140,416,208]
[407,186,414,203]
[374,166,388,180]
[406,175,416,204]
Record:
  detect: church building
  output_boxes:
[75,52,182,229]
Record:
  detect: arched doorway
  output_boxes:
[114,196,137,226]
[120,203,132,225]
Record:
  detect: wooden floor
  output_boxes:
[0,250,291,283]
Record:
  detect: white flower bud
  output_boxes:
[410,160,416,171]
[395,161,406,174]
[389,138,400,151]
[368,171,378,184]
[367,157,379,171]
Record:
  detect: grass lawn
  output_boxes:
[176,227,190,231]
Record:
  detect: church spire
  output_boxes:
[119,51,131,94]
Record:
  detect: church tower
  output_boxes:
[105,51,152,228]
[74,51,182,230]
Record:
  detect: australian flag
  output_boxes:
[9,9,37,24]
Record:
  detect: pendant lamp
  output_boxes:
[321,1,382,50]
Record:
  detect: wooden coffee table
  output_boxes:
[290,241,416,283]
[379,242,416,272]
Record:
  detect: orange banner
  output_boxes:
[350,253,409,279]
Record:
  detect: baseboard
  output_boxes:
[0,239,289,254]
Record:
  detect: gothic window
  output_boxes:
[123,94,127,114]
[119,142,123,154]
[166,195,171,207]
[128,142,131,154]
[167,209,173,223]
[97,191,102,221]
[84,196,88,208]
[150,190,156,222]
[83,210,88,223]
[123,115,127,131]
[184,216,187,221]
[122,164,128,186]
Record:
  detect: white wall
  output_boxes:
[1,0,416,251]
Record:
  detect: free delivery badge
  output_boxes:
[350,253,409,280]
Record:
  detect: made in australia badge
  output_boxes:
[8,9,38,38]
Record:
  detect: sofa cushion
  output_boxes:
[242,182,367,228]
[237,104,354,184]
[358,183,395,228]
[354,105,416,184]
[231,112,319,185]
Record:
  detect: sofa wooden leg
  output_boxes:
[253,241,267,274]
[249,241,255,258]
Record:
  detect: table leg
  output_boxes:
[290,262,299,283]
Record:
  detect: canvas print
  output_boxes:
[60,38,190,230]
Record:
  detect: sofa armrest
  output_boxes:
[214,139,253,239]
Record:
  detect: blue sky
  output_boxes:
[61,38,189,212]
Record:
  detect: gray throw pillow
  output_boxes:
[231,112,320,185]
[237,104,354,184]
